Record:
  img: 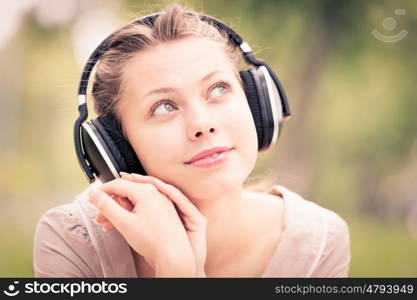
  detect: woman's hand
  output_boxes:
[88,177,197,277]
[120,173,207,277]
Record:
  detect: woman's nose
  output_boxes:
[186,104,218,141]
[193,126,216,139]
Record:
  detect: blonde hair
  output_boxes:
[92,2,278,194]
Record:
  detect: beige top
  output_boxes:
[33,183,351,277]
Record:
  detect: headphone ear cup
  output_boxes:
[95,115,147,176]
[240,70,267,151]
[80,121,121,183]
[81,114,146,183]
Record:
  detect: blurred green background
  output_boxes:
[0,0,416,277]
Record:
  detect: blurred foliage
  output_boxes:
[0,0,416,277]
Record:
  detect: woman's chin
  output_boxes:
[182,176,245,199]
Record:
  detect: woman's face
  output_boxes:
[117,36,258,199]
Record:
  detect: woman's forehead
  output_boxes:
[122,37,237,90]
[127,37,233,74]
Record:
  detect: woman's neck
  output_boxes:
[190,187,255,271]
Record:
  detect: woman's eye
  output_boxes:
[151,100,177,116]
[209,81,231,98]
[150,81,231,116]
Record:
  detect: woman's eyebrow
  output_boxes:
[142,70,222,99]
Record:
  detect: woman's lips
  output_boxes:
[185,146,233,164]
[185,148,233,168]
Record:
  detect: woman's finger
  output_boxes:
[94,195,134,223]
[129,173,201,217]
[112,194,135,211]
[102,221,115,231]
[88,189,132,232]
[97,178,153,206]
[94,214,107,224]
[95,197,133,231]
[120,172,206,230]
[94,195,135,234]
[120,173,195,215]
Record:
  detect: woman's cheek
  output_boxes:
[130,128,163,172]
[227,101,257,145]
[232,104,259,168]
[136,126,182,174]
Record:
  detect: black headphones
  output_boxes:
[74,12,292,184]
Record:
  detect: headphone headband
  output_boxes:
[77,12,290,113]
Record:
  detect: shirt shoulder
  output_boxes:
[37,203,90,243]
[33,199,102,277]
[263,185,351,277]
[311,206,351,277]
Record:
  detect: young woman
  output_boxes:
[33,3,351,277]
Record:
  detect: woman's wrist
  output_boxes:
[153,250,196,277]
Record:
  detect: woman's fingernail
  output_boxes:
[102,227,109,232]
[91,217,99,224]
[120,172,128,177]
